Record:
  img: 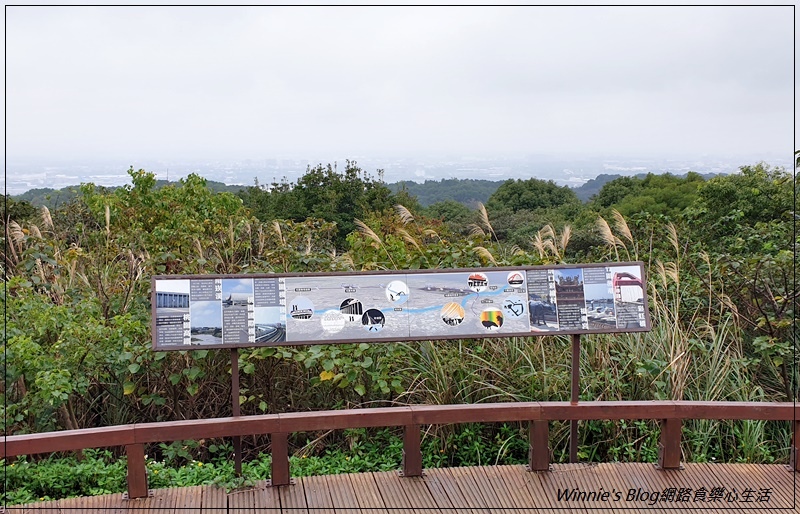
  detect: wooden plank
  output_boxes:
[410,403,542,425]
[228,485,256,513]
[323,473,362,514]
[440,468,488,513]
[278,408,412,433]
[375,470,442,513]
[410,468,454,511]
[19,496,60,514]
[677,402,795,421]
[590,462,627,510]
[126,486,176,514]
[754,464,795,507]
[133,416,280,444]
[278,481,309,513]
[461,466,507,510]
[539,401,679,421]
[347,472,388,514]
[623,462,674,514]
[200,484,229,513]
[718,463,793,510]
[688,463,753,514]
[251,480,281,512]
[299,475,335,514]
[423,467,483,514]
[535,463,577,511]
[545,463,599,513]
[492,465,548,510]
[93,492,128,514]
[1,425,135,458]
[173,485,202,513]
[573,462,612,514]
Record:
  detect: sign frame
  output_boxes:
[151,261,651,351]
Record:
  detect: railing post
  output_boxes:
[657,418,682,470]
[125,443,149,499]
[401,424,422,477]
[269,432,290,486]
[528,420,550,471]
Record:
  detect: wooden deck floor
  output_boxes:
[6,463,798,513]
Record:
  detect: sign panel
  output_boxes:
[152,262,650,350]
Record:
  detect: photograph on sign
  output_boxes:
[554,268,587,330]
[583,266,617,330]
[609,265,646,329]
[526,269,558,332]
[154,279,191,347]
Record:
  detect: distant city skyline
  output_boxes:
[5,152,790,197]
[5,5,793,175]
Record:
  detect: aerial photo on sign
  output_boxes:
[152,262,650,350]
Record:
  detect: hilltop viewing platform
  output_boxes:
[8,462,797,513]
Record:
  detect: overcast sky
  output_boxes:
[5,5,794,163]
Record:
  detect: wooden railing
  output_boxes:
[3,401,798,499]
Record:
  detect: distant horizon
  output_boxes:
[6,152,791,197]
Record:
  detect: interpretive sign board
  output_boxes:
[151,262,650,351]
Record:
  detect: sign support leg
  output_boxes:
[570,334,580,463]
[231,348,242,476]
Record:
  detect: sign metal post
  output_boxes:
[231,348,242,476]
[570,333,580,463]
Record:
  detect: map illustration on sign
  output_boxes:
[152,262,651,350]
[480,307,504,330]
[285,275,409,343]
[385,280,410,304]
[406,270,528,338]
[441,303,466,326]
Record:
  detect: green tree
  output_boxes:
[486,178,579,213]
[591,173,704,220]
[683,163,797,400]
[240,161,404,249]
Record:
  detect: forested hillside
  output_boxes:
[2,160,796,503]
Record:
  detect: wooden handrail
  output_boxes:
[3,401,798,499]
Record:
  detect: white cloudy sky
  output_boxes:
[5,5,794,162]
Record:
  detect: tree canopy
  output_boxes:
[487,178,580,213]
[239,161,403,249]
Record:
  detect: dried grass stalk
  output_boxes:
[467,224,486,238]
[41,206,54,231]
[611,209,633,245]
[596,216,615,248]
[354,218,382,247]
[396,227,421,251]
[559,225,572,254]
[473,246,497,266]
[394,204,415,225]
